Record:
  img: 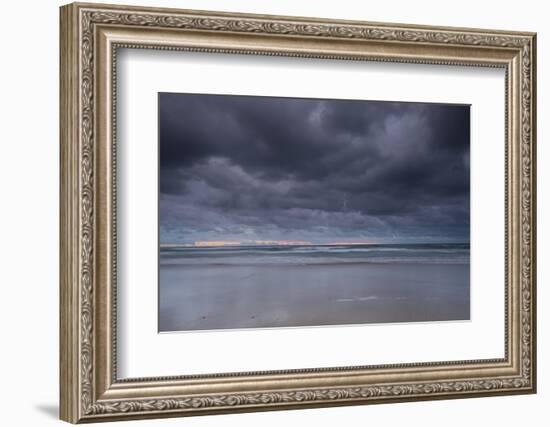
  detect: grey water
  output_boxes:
[159,243,470,332]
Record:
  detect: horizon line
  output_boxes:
[159,240,470,248]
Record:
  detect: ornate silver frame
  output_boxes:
[60,2,536,423]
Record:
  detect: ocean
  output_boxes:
[159,243,470,332]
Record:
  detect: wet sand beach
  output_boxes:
[159,250,469,332]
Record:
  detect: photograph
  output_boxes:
[158,93,471,332]
[58,3,536,422]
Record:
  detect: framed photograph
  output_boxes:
[60,2,537,423]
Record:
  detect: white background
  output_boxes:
[118,50,504,377]
[0,0,545,426]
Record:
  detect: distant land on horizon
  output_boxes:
[159,240,470,248]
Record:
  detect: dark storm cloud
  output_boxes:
[159,92,470,243]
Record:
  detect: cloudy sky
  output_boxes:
[159,93,470,244]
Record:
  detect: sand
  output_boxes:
[159,262,470,332]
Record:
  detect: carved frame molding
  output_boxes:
[60,2,536,423]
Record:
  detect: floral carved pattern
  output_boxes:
[87,377,530,415]
[78,8,534,417]
[80,10,95,413]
